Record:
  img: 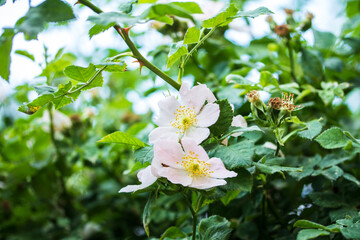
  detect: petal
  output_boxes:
[180,83,216,114]
[158,167,193,186]
[183,126,210,144]
[119,166,157,193]
[189,177,227,189]
[231,115,247,137]
[153,139,184,169]
[149,127,179,144]
[151,157,162,178]
[208,157,237,178]
[181,138,209,162]
[196,103,220,127]
[154,96,180,126]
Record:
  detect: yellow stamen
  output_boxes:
[178,150,213,178]
[170,105,198,135]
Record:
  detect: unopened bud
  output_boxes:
[284,8,294,16]
[266,16,274,23]
[306,12,314,20]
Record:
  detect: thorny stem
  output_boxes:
[77,0,181,91]
[286,38,297,82]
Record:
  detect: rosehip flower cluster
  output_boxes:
[120,83,237,193]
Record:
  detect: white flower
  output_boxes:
[152,138,237,189]
[118,166,157,193]
[231,115,247,137]
[149,83,220,144]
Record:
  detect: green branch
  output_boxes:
[77,0,181,90]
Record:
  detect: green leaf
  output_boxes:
[0,29,15,81]
[16,0,75,39]
[33,86,56,95]
[230,6,273,19]
[300,49,324,82]
[340,223,360,239]
[296,229,330,240]
[221,125,263,140]
[89,23,113,39]
[324,57,344,72]
[298,120,322,140]
[313,30,336,49]
[220,168,253,192]
[119,0,138,14]
[294,220,332,231]
[183,26,201,44]
[14,50,35,61]
[98,131,148,148]
[214,140,254,169]
[18,94,54,114]
[209,99,233,137]
[160,226,186,240]
[259,71,279,88]
[253,162,302,179]
[64,64,96,83]
[343,173,360,187]
[309,192,343,208]
[225,74,257,88]
[198,215,232,240]
[134,147,153,164]
[0,0,6,6]
[203,4,238,28]
[52,81,75,109]
[319,166,343,181]
[167,41,187,68]
[143,191,155,237]
[315,127,349,149]
[95,61,127,72]
[220,190,241,206]
[87,12,139,27]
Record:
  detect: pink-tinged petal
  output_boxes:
[208,157,237,178]
[189,177,227,189]
[183,126,210,144]
[231,115,247,137]
[158,167,193,186]
[154,96,180,126]
[180,83,216,114]
[119,166,157,193]
[196,103,220,127]
[181,138,209,162]
[151,157,162,178]
[149,127,179,144]
[154,139,184,169]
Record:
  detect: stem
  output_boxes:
[286,39,297,82]
[275,140,280,156]
[77,0,180,90]
[182,28,215,67]
[181,191,198,240]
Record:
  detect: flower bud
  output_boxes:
[275,24,289,37]
[268,97,282,110]
[247,90,260,103]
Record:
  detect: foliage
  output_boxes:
[0,0,360,239]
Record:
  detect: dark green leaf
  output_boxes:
[219,168,253,192]
[98,131,148,148]
[294,220,333,231]
[309,192,343,208]
[300,49,323,82]
[134,147,153,164]
[209,99,233,137]
[160,226,186,240]
[214,140,254,169]
[198,215,232,240]
[298,120,322,140]
[253,162,302,179]
[315,127,349,149]
[340,223,360,239]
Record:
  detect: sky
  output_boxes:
[0,0,348,114]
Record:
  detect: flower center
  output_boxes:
[170,105,198,135]
[177,151,213,178]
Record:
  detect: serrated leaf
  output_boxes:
[0,29,15,81]
[340,222,360,239]
[202,4,238,28]
[87,12,139,27]
[89,23,113,39]
[214,140,254,169]
[296,229,330,240]
[119,0,138,14]
[320,166,343,181]
[298,120,322,140]
[14,50,35,61]
[134,147,153,164]
[209,99,233,137]
[199,215,232,240]
[98,131,148,148]
[253,162,302,179]
[167,41,187,68]
[18,94,54,114]
[221,125,263,140]
[183,26,201,44]
[315,127,349,149]
[64,64,96,83]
